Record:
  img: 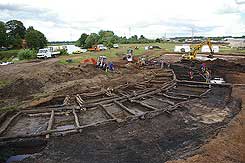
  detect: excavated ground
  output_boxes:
[0,54,244,163]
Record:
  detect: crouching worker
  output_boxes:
[108,62,114,71]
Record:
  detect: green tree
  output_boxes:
[0,21,7,47]
[128,35,138,43]
[155,38,161,43]
[98,30,115,45]
[5,20,26,48]
[25,27,47,49]
[139,35,148,43]
[119,36,128,44]
[5,20,26,38]
[7,35,22,49]
[84,33,99,48]
[76,33,88,47]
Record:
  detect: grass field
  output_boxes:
[0,49,20,62]
[58,42,178,64]
[219,45,245,54]
[1,42,245,63]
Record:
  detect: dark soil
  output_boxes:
[0,78,44,99]
[0,55,244,163]
[18,86,241,163]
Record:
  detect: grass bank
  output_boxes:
[0,50,20,62]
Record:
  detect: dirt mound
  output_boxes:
[0,78,43,99]
[207,59,245,73]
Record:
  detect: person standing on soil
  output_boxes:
[189,68,194,80]
[205,70,210,83]
[201,63,207,73]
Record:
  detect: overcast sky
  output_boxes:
[0,0,245,41]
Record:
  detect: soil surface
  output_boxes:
[0,53,245,163]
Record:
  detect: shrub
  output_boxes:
[59,49,69,55]
[17,49,36,60]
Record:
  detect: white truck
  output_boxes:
[37,47,60,59]
[97,44,107,51]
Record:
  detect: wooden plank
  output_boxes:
[150,80,168,84]
[130,100,158,111]
[200,89,212,97]
[0,112,9,124]
[84,88,157,108]
[160,93,188,101]
[22,106,78,114]
[148,95,175,105]
[86,95,119,104]
[76,94,86,111]
[27,111,72,117]
[72,108,80,128]
[176,79,231,86]
[0,119,117,141]
[0,112,22,135]
[46,110,54,139]
[166,91,200,98]
[114,101,136,115]
[97,104,120,122]
[176,83,210,88]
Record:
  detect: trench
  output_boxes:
[0,138,47,163]
[0,58,243,163]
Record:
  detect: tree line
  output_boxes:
[76,30,156,48]
[0,20,47,49]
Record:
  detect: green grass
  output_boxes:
[219,45,245,54]
[58,42,178,65]
[2,42,244,64]
[0,49,20,62]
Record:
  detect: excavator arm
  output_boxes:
[206,38,214,58]
[182,38,214,60]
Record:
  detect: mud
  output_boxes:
[0,78,43,99]
[0,82,239,163]
[20,96,241,163]
[0,54,244,163]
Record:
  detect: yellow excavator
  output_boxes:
[182,38,214,61]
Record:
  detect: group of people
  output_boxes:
[188,62,211,83]
[96,56,115,72]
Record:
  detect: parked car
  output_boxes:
[210,78,225,84]
[113,44,119,48]
[0,47,8,51]
[88,45,107,52]
[97,44,107,51]
[0,62,13,66]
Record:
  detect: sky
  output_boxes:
[0,0,245,41]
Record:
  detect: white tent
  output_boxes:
[174,45,190,52]
[201,45,219,53]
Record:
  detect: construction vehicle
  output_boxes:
[88,44,107,52]
[123,49,134,62]
[182,38,214,61]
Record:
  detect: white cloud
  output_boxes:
[0,0,245,41]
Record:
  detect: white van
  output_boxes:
[37,48,60,59]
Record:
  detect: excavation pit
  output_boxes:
[0,57,244,163]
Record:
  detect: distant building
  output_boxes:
[226,38,245,48]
